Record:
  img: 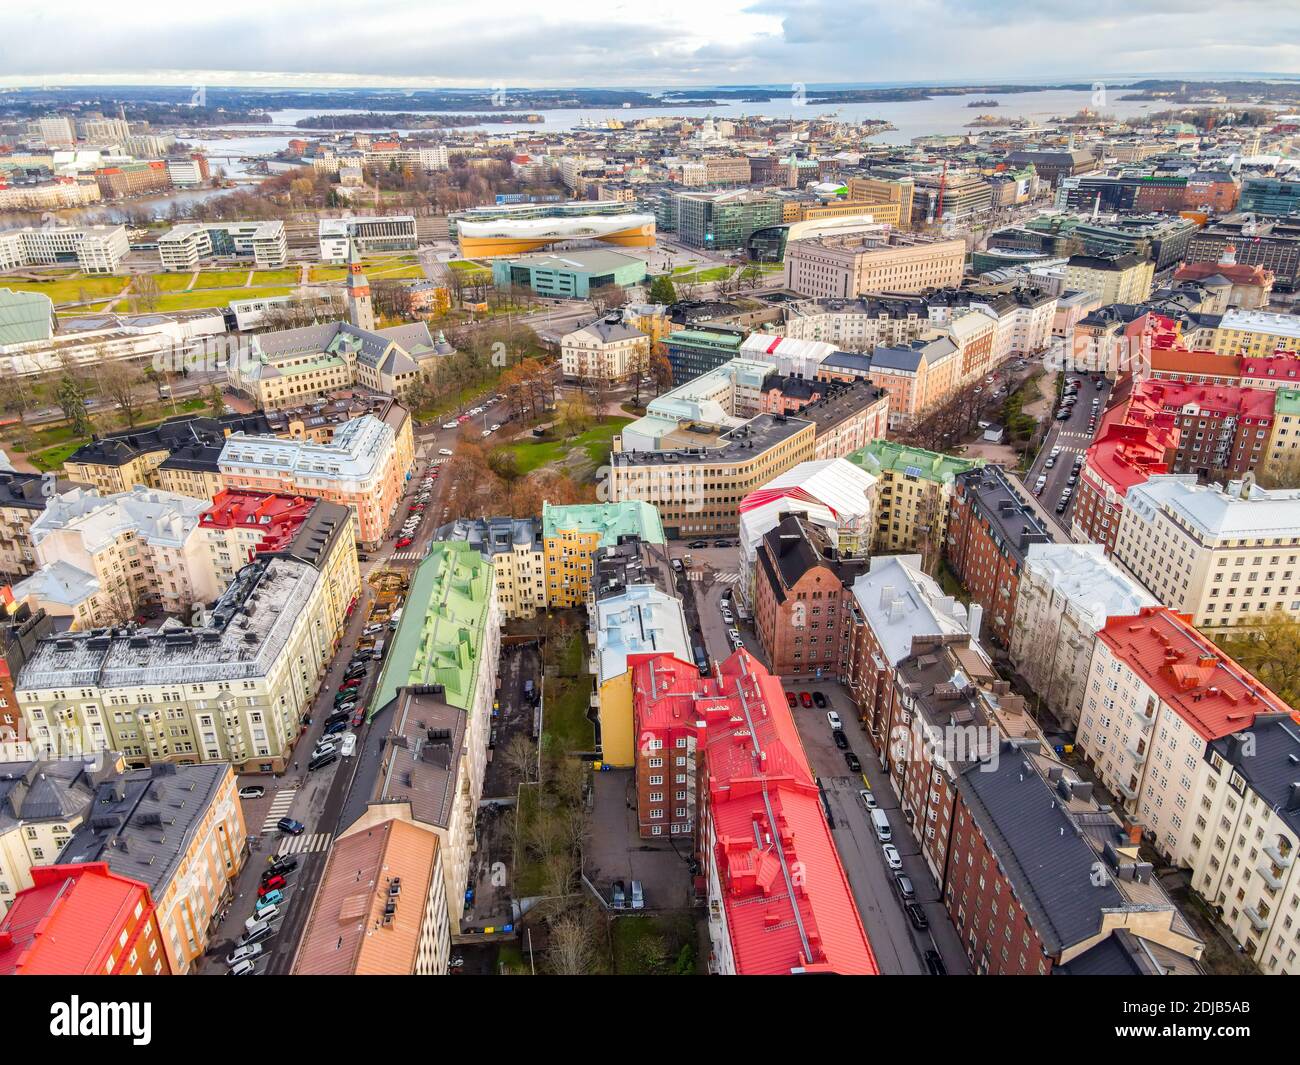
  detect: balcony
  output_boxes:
[1243,906,1270,933]
[1116,780,1139,802]
[1265,844,1294,869]
[1125,738,1149,764]
[1257,863,1285,891]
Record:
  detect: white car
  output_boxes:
[490,424,501,432]
[481,429,493,438]
[340,732,357,757]
[442,421,458,430]
[826,711,843,730]
[438,449,454,457]
[881,843,903,871]
[859,789,877,810]
[226,943,263,967]
[248,905,278,929]
[313,741,337,760]
[229,959,257,976]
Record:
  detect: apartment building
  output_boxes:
[610,414,816,538]
[784,233,966,298]
[752,513,868,677]
[435,516,545,619]
[819,336,962,428]
[0,224,128,274]
[16,556,335,773]
[1111,475,1300,630]
[775,295,935,350]
[1264,389,1300,476]
[0,473,77,583]
[1064,253,1155,306]
[560,316,650,382]
[844,441,982,559]
[1077,606,1292,863]
[361,542,500,927]
[57,762,245,974]
[946,466,1057,648]
[16,485,220,628]
[1128,378,1275,478]
[218,414,407,547]
[542,501,665,610]
[1009,543,1159,730]
[1193,716,1300,973]
[157,221,288,271]
[0,862,170,975]
[1212,309,1300,359]
[95,161,171,199]
[591,580,692,767]
[292,812,450,976]
[632,649,879,974]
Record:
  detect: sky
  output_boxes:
[2,0,1299,89]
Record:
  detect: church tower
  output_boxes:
[345,238,375,332]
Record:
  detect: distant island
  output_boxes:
[967,99,999,107]
[294,112,542,129]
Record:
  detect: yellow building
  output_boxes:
[1211,309,1300,358]
[846,176,915,229]
[798,198,903,229]
[542,501,666,609]
[1063,253,1155,306]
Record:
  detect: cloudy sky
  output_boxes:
[2,0,1299,88]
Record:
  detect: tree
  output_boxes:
[129,274,160,314]
[500,734,538,785]
[205,382,225,417]
[589,284,628,317]
[57,373,92,438]
[547,910,598,975]
[648,275,677,306]
[556,394,593,440]
[650,351,674,396]
[99,361,145,428]
[1216,611,1300,711]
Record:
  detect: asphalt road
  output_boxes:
[1023,371,1112,529]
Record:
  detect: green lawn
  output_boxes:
[543,632,594,754]
[673,265,733,283]
[501,418,630,474]
[154,272,198,292]
[30,439,85,472]
[191,269,254,290]
[611,915,700,975]
[150,286,294,312]
[250,269,303,286]
[0,274,128,306]
[448,259,491,277]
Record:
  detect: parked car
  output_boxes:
[713,539,730,548]
[630,880,645,911]
[340,732,358,757]
[688,540,708,549]
[266,858,297,878]
[844,751,862,773]
[924,949,947,975]
[904,902,929,931]
[396,537,413,548]
[321,722,347,738]
[812,691,827,708]
[893,872,915,901]
[276,818,305,836]
[438,448,454,457]
[350,708,367,728]
[229,959,257,976]
[612,880,626,910]
[340,678,361,690]
[255,891,283,914]
[785,691,796,708]
[249,904,278,927]
[442,421,458,430]
[832,730,849,750]
[227,943,263,967]
[242,922,275,946]
[826,710,842,730]
[859,788,877,810]
[312,742,337,760]
[258,876,286,895]
[238,786,265,800]
[881,843,903,870]
[800,691,813,708]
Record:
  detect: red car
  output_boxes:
[258,876,285,895]
[799,692,813,708]
[785,691,796,708]
[340,678,362,691]
[350,707,366,728]
[410,504,424,512]
[395,537,413,548]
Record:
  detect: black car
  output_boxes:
[923,949,947,975]
[308,752,337,772]
[904,902,929,931]
[322,720,347,737]
[713,539,730,548]
[266,857,298,877]
[832,729,849,750]
[688,540,708,549]
[843,751,862,773]
[893,872,916,901]
[324,710,350,726]
[812,691,827,708]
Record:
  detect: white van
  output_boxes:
[871,808,892,842]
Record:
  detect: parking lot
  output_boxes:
[1026,371,1112,527]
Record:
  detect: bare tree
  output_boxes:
[99,360,146,428]
[547,910,599,975]
[500,733,539,785]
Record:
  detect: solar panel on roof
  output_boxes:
[904,466,923,478]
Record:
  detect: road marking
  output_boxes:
[260,789,298,833]
[714,572,741,584]
[277,833,331,856]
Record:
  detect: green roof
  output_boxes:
[1276,389,1300,416]
[542,501,665,547]
[0,288,55,346]
[665,330,743,350]
[845,440,984,483]
[372,541,495,715]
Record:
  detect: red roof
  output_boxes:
[633,650,878,975]
[1241,352,1300,385]
[1148,346,1242,381]
[1134,379,1276,422]
[737,486,822,516]
[0,864,151,975]
[199,490,316,553]
[1082,392,1178,498]
[1098,607,1296,740]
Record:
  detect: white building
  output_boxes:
[0,225,129,275]
[157,221,288,271]
[1009,543,1158,729]
[1111,475,1300,630]
[318,216,417,261]
[560,316,650,382]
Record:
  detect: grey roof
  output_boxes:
[955,465,1056,562]
[574,316,645,345]
[435,516,541,558]
[0,759,96,831]
[1210,715,1300,839]
[959,741,1127,955]
[870,336,957,373]
[57,762,229,897]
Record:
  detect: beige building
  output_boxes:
[560,317,650,382]
[1212,309,1300,359]
[434,517,546,620]
[1264,389,1300,477]
[1063,253,1155,306]
[1110,475,1300,631]
[292,809,450,975]
[610,414,816,537]
[784,233,966,298]
[845,176,915,228]
[17,556,338,774]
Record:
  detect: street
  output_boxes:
[1022,370,1112,531]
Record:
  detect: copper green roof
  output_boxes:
[541,501,665,547]
[0,287,55,346]
[845,440,984,483]
[372,541,494,715]
[1275,389,1300,417]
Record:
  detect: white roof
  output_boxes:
[849,554,969,665]
[594,583,692,684]
[1022,543,1158,630]
[1218,308,1300,340]
[762,458,877,524]
[32,485,208,554]
[1127,475,1300,541]
[739,498,839,563]
[13,559,100,608]
[219,414,393,483]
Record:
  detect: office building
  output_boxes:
[1186,216,1300,293]
[157,221,288,271]
[784,233,966,298]
[1064,253,1155,305]
[674,189,782,250]
[0,224,128,274]
[1240,177,1300,218]
[560,315,650,382]
[318,216,417,261]
[492,249,647,298]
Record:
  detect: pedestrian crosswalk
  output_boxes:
[277,832,331,856]
[260,788,298,833]
[390,549,423,561]
[714,572,741,584]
